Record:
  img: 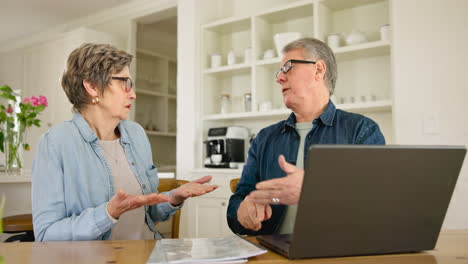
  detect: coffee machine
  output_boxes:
[204,127,249,168]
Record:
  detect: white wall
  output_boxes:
[392,0,468,229]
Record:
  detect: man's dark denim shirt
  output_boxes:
[227,100,385,235]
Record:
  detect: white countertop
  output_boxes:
[0,169,175,183]
[0,169,32,183]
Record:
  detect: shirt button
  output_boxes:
[142,184,146,189]
[131,162,135,166]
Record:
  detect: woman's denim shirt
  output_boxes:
[32,113,178,241]
[227,101,386,235]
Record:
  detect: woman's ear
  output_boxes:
[315,60,327,82]
[83,80,99,97]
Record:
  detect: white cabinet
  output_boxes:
[190,197,232,238]
[180,170,241,238]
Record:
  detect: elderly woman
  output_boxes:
[32,43,216,241]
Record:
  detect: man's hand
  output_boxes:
[249,155,304,205]
[169,176,218,206]
[107,189,169,219]
[237,196,272,231]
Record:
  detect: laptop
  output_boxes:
[257,145,466,259]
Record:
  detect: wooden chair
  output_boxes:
[2,214,35,242]
[157,179,189,238]
[230,178,240,193]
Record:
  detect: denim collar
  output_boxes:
[283,100,336,131]
[72,112,130,144]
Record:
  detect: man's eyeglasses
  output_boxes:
[275,59,316,79]
[111,77,133,93]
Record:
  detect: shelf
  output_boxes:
[203,16,251,33]
[145,130,177,137]
[204,109,291,121]
[203,100,392,121]
[158,172,175,179]
[338,100,392,113]
[333,40,390,61]
[257,0,314,22]
[256,57,281,66]
[136,49,176,62]
[323,0,387,11]
[204,63,251,75]
[136,77,163,85]
[136,89,176,99]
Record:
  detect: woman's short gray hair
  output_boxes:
[282,38,337,95]
[61,43,133,111]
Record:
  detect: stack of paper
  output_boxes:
[147,235,267,264]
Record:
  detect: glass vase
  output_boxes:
[3,125,24,175]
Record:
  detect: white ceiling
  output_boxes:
[0,0,138,46]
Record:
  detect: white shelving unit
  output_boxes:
[134,48,177,171]
[135,49,177,133]
[199,0,393,163]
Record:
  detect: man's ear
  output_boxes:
[83,80,99,97]
[314,60,327,82]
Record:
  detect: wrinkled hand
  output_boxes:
[107,189,169,219]
[249,155,304,205]
[169,176,218,206]
[237,196,272,231]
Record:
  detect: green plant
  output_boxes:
[0,85,47,170]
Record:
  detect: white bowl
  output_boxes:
[274,32,303,57]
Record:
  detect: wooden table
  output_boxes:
[0,230,467,264]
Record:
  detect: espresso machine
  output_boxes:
[204,126,250,168]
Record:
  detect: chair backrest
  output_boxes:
[230,178,240,193]
[157,179,188,238]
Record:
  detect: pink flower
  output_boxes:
[38,95,48,107]
[6,106,13,114]
[30,96,39,106]
[23,97,31,104]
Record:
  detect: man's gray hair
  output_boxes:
[282,38,337,95]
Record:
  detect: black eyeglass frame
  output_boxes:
[275,59,317,79]
[111,77,134,93]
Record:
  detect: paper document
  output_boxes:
[147,235,267,264]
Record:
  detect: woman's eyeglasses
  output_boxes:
[275,59,316,79]
[111,77,133,93]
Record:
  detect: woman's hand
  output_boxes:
[168,176,218,206]
[107,189,169,219]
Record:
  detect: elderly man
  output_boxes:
[227,38,385,235]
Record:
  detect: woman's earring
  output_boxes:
[92,97,100,104]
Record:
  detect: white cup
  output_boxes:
[259,101,272,112]
[380,24,391,42]
[263,49,275,59]
[327,34,341,49]
[227,50,236,65]
[211,54,221,68]
[211,154,222,165]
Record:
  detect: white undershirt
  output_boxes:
[100,139,155,240]
[278,122,314,234]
